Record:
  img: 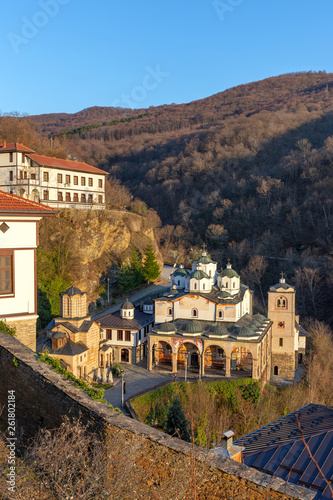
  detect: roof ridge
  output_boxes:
[0,189,56,212]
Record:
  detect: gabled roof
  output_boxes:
[29,154,108,175]
[53,340,88,356]
[235,403,333,500]
[98,308,153,330]
[0,190,56,215]
[0,142,35,153]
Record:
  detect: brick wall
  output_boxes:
[0,333,314,500]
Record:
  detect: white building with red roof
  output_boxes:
[0,190,55,350]
[0,141,107,209]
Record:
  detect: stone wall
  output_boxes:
[271,352,295,380]
[5,317,37,351]
[0,333,315,500]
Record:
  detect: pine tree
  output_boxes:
[165,397,190,441]
[142,244,160,282]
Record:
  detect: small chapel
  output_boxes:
[148,250,306,384]
[42,286,112,381]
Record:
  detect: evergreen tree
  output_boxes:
[118,246,145,293]
[165,397,190,441]
[142,244,160,282]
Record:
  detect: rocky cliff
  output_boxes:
[37,208,162,314]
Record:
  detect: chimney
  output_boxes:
[2,141,6,148]
[211,430,244,463]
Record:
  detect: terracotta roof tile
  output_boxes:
[0,142,35,153]
[0,190,56,214]
[29,154,108,175]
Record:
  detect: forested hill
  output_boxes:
[28,71,333,324]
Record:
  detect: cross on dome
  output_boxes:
[280,272,286,284]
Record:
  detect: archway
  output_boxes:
[231,347,252,377]
[274,365,279,376]
[19,188,27,198]
[152,341,172,369]
[177,342,200,374]
[204,345,226,375]
[121,349,129,363]
[31,189,39,202]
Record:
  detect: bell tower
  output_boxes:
[268,273,297,381]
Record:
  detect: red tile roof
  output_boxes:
[0,142,35,153]
[29,154,108,175]
[0,190,56,215]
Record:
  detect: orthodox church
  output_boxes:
[148,250,306,383]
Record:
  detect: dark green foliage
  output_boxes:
[0,320,16,337]
[165,397,190,441]
[240,383,261,405]
[145,403,168,428]
[37,288,53,329]
[142,244,160,282]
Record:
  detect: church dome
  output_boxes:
[195,250,216,265]
[182,321,204,335]
[236,326,256,338]
[143,298,154,306]
[189,270,209,280]
[156,322,176,333]
[208,324,229,336]
[220,267,240,279]
[61,285,85,296]
[121,299,134,310]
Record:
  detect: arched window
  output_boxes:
[203,283,205,290]
[209,270,212,277]
[276,296,287,309]
[192,309,198,318]
[167,308,172,316]
[194,283,197,290]
[75,299,79,317]
[233,282,236,288]
[218,310,223,319]
[67,297,70,315]
[177,280,180,286]
[274,366,279,375]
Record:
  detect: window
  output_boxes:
[98,195,103,204]
[274,366,279,376]
[191,308,198,317]
[31,173,36,180]
[19,171,23,179]
[88,177,93,186]
[43,172,49,182]
[9,171,13,181]
[81,177,86,186]
[22,153,25,163]
[167,308,172,316]
[81,194,86,203]
[75,299,79,316]
[74,176,78,185]
[65,192,71,202]
[276,296,287,309]
[88,194,93,204]
[278,321,285,329]
[73,193,79,202]
[58,192,63,201]
[233,282,236,288]
[125,331,131,342]
[218,310,223,319]
[57,173,63,183]
[194,283,197,290]
[106,329,112,340]
[0,253,13,294]
[43,190,49,200]
[117,330,123,341]
[138,330,141,341]
[24,171,27,179]
[9,153,13,163]
[279,338,283,347]
[65,175,70,184]
[98,179,103,188]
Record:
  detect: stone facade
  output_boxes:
[0,333,314,500]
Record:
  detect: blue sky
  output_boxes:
[1,0,333,115]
